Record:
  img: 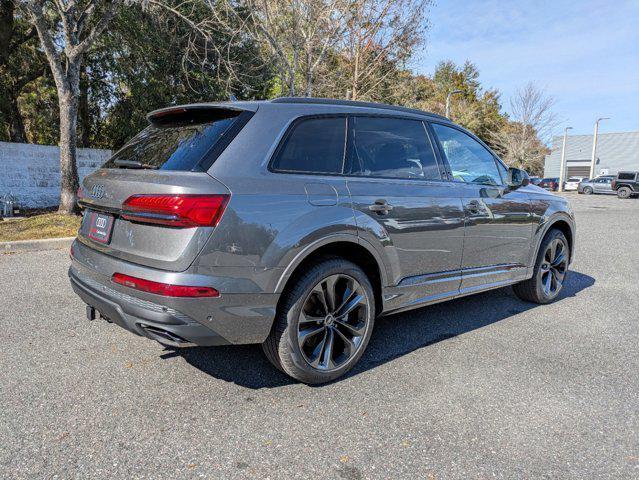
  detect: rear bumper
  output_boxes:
[68,240,279,346]
[69,268,230,347]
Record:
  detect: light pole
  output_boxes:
[589,117,610,179]
[558,126,572,192]
[445,90,462,118]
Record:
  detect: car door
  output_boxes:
[346,116,465,310]
[429,122,533,294]
[595,177,612,193]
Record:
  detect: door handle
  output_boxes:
[368,199,393,214]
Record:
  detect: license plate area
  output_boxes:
[85,210,115,244]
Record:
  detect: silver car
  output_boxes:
[70,98,576,383]
[578,176,615,195]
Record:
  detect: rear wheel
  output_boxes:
[582,186,593,195]
[262,258,375,384]
[617,187,632,199]
[513,229,569,304]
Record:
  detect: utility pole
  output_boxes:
[445,90,462,118]
[589,117,610,179]
[558,127,572,192]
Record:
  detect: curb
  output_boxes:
[1,236,75,254]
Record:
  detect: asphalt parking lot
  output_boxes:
[1,193,638,479]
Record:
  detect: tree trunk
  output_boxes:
[78,65,90,147]
[8,89,27,143]
[351,48,360,101]
[305,49,313,97]
[57,84,80,215]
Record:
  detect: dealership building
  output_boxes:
[543,131,639,178]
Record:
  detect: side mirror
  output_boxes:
[507,167,530,189]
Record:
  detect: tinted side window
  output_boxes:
[271,117,346,174]
[618,172,636,180]
[348,117,441,180]
[431,123,502,185]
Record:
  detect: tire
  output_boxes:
[583,186,593,195]
[262,258,376,384]
[513,229,569,304]
[617,187,632,199]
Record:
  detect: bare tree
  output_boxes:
[491,82,558,174]
[210,0,347,97]
[339,0,431,101]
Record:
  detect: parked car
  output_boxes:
[529,176,543,186]
[611,171,639,199]
[578,175,615,195]
[69,98,576,384]
[564,176,588,191]
[539,177,560,191]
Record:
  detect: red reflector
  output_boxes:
[121,194,229,227]
[152,107,188,118]
[112,273,219,297]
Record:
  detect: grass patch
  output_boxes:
[0,213,81,242]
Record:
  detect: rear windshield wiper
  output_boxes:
[113,159,159,169]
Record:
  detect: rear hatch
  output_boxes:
[77,105,254,271]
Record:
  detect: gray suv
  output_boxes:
[69,98,576,384]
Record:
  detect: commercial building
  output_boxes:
[544,131,639,178]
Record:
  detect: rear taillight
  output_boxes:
[121,194,229,228]
[112,273,219,297]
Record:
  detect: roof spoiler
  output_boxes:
[147,103,257,124]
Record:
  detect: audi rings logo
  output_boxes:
[90,184,106,199]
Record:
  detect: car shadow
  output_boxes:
[161,270,595,389]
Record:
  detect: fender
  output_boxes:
[271,233,389,294]
[528,211,576,274]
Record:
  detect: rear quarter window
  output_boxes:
[270,117,347,174]
[617,172,636,180]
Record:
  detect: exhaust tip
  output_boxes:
[138,324,195,348]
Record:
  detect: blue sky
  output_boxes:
[416,0,639,137]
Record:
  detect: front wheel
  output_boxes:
[513,229,569,304]
[617,187,632,199]
[582,186,593,195]
[262,258,375,384]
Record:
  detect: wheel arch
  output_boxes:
[532,215,576,267]
[273,236,386,316]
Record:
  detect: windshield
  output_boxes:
[102,110,240,171]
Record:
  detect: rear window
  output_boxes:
[102,109,242,171]
[271,117,346,174]
[618,172,636,180]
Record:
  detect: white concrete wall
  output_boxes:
[0,142,111,208]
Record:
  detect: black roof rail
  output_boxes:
[271,97,449,121]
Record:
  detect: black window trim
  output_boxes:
[196,110,255,172]
[428,120,509,186]
[268,112,452,186]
